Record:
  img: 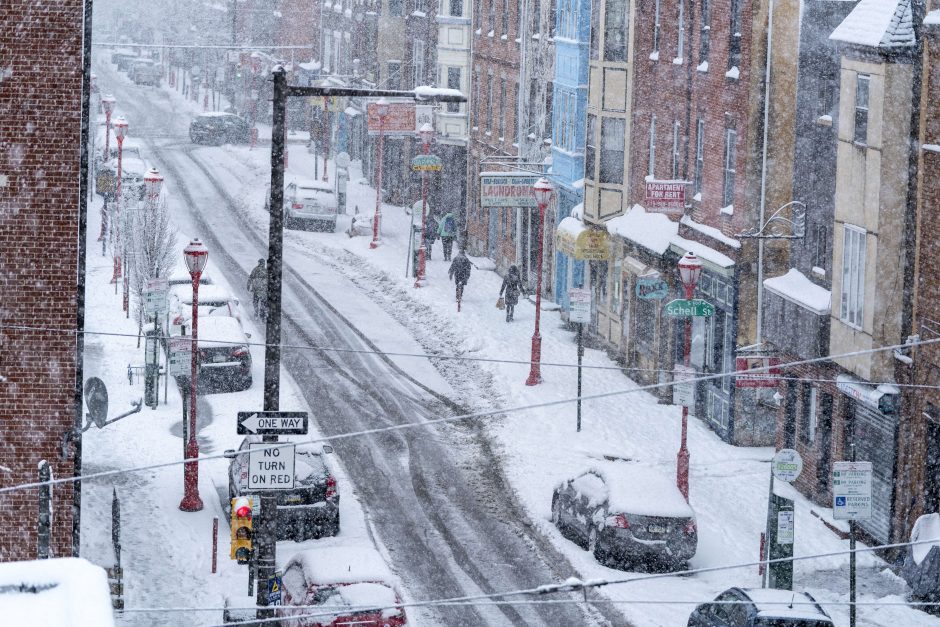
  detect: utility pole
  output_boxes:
[255,66,287,622]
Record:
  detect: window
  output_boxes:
[600,117,625,184]
[531,0,541,35]
[590,0,600,59]
[854,74,870,144]
[544,81,554,138]
[489,0,496,32]
[323,31,334,71]
[694,118,704,193]
[585,114,597,179]
[387,61,401,89]
[486,72,494,131]
[604,0,628,62]
[472,68,479,124]
[648,114,657,177]
[447,67,461,112]
[412,39,425,87]
[567,93,578,151]
[610,257,622,313]
[801,385,817,444]
[449,0,462,16]
[722,128,736,207]
[699,0,710,64]
[817,69,835,117]
[653,0,662,52]
[728,0,741,69]
[841,224,866,327]
[814,224,829,271]
[634,297,656,352]
[499,78,506,138]
[671,119,681,179]
[676,0,685,61]
[502,0,510,33]
[389,0,404,16]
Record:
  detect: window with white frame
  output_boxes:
[728,0,741,69]
[699,0,710,64]
[585,114,597,179]
[801,385,817,444]
[653,0,662,53]
[600,117,625,184]
[694,118,704,193]
[499,77,506,138]
[676,0,685,61]
[566,92,577,151]
[502,0,510,34]
[672,119,681,179]
[604,0,628,62]
[449,0,462,16]
[486,72,494,132]
[841,224,866,327]
[854,74,870,145]
[413,39,425,87]
[722,128,736,207]
[648,114,657,177]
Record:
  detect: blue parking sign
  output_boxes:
[835,496,846,507]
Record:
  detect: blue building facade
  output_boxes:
[550,0,591,311]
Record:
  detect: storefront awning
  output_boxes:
[556,217,610,260]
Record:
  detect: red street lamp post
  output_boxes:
[144,167,164,205]
[100,94,115,161]
[525,178,554,386]
[676,251,702,501]
[111,117,128,290]
[414,123,434,287]
[180,238,208,512]
[370,98,390,249]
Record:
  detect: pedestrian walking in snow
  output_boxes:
[247,258,267,319]
[437,211,458,261]
[424,213,439,261]
[499,265,525,322]
[448,250,472,311]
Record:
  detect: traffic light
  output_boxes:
[230,496,253,564]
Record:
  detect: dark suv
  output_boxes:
[189,112,250,145]
[227,436,340,541]
[688,587,835,626]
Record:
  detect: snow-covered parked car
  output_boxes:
[192,315,252,392]
[226,436,339,541]
[265,176,339,232]
[687,587,834,626]
[551,459,697,570]
[279,546,407,627]
[169,284,243,333]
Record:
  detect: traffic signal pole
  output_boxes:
[256,68,466,623]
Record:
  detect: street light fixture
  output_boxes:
[144,167,164,203]
[675,251,702,501]
[111,117,128,295]
[525,177,553,386]
[180,238,208,512]
[100,94,116,160]
[414,122,435,287]
[370,98,390,249]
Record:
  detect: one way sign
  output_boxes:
[237,411,309,435]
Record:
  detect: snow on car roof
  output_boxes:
[167,267,214,285]
[742,588,831,622]
[587,460,694,518]
[0,558,115,627]
[289,546,395,586]
[196,315,246,345]
[337,582,398,611]
[174,284,234,304]
[197,111,238,118]
[287,175,333,192]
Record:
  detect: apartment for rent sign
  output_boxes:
[645,180,686,215]
[480,173,539,207]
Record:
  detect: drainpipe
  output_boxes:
[755,0,775,344]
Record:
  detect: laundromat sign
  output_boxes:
[480,173,539,207]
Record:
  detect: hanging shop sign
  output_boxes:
[555,227,610,261]
[412,155,443,171]
[635,275,670,300]
[644,179,687,215]
[367,103,416,135]
[479,173,539,207]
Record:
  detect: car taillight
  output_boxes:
[325,475,337,499]
[683,519,697,535]
[231,347,249,359]
[291,202,304,209]
[605,514,630,529]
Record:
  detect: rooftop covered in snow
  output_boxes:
[830,0,915,48]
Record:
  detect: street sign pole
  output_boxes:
[850,444,857,627]
[568,289,591,432]
[577,323,583,432]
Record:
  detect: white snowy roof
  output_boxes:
[926,9,940,25]
[763,268,831,315]
[680,214,741,249]
[413,85,464,100]
[288,546,396,586]
[669,236,735,269]
[557,216,586,239]
[606,204,679,255]
[0,558,114,627]
[830,0,915,48]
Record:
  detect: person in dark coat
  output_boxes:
[247,258,267,319]
[424,213,439,260]
[499,265,525,322]
[448,250,472,305]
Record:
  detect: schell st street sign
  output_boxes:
[664,298,715,317]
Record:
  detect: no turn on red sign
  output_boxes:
[248,442,295,490]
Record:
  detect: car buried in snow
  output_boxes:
[189,112,251,145]
[226,436,340,541]
[192,315,252,392]
[687,587,835,626]
[551,459,698,571]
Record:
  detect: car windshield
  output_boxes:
[296,187,332,202]
[754,620,831,627]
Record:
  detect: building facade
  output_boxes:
[0,0,87,560]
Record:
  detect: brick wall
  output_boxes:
[0,0,84,560]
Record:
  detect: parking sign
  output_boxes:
[832,461,873,520]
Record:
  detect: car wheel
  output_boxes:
[551,495,562,527]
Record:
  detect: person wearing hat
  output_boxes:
[247,258,268,319]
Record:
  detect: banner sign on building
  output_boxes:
[367,103,416,135]
[480,173,539,207]
[735,356,782,388]
[645,180,687,215]
[555,228,611,261]
[635,275,669,300]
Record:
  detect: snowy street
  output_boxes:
[71,52,940,627]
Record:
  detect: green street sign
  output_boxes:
[412,154,443,172]
[664,298,715,317]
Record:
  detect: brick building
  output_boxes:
[0,0,88,560]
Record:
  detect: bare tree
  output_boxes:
[128,192,177,333]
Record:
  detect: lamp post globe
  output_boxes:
[419,122,434,149]
[143,167,164,203]
[525,177,554,386]
[375,97,390,118]
[113,116,128,141]
[180,238,208,512]
[677,252,702,300]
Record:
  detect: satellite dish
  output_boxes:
[84,377,109,429]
